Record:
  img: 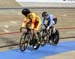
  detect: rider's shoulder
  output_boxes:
[49,14,56,18]
[50,14,57,19]
[29,13,36,16]
[49,14,53,16]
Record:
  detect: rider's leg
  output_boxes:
[34,30,39,40]
[52,17,57,33]
[51,25,56,33]
[34,23,41,40]
[32,29,40,48]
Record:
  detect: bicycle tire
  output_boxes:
[19,33,28,52]
[40,30,47,46]
[51,29,59,45]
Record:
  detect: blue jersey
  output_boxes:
[42,14,55,27]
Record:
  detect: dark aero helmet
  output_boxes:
[42,12,48,17]
[22,8,31,16]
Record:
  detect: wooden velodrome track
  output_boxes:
[0,0,75,59]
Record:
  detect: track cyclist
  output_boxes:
[20,8,41,48]
[41,11,57,34]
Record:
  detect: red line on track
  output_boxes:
[0,32,20,35]
[0,27,75,35]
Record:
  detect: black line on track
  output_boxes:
[0,36,75,48]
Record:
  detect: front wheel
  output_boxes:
[40,36,47,46]
[40,30,47,46]
[50,29,59,45]
[19,33,28,52]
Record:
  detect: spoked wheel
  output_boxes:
[41,37,47,46]
[48,36,53,45]
[51,29,59,45]
[20,33,28,52]
[40,30,47,46]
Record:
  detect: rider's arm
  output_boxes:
[42,18,44,25]
[21,17,27,28]
[48,15,54,28]
[20,17,27,32]
[35,16,41,30]
[30,13,35,29]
